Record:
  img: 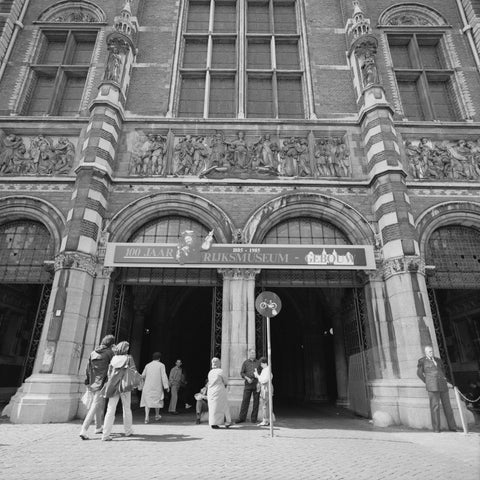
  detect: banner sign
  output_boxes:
[104,242,376,270]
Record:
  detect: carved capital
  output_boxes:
[218,268,260,280]
[54,252,97,276]
[382,256,425,280]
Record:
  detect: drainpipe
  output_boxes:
[0,0,30,82]
[455,0,480,74]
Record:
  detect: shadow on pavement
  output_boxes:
[110,433,202,442]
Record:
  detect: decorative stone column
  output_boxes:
[218,268,259,418]
[7,1,139,423]
[345,1,469,428]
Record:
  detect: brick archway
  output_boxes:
[107,191,234,243]
[416,201,480,256]
[0,195,65,253]
[243,192,375,245]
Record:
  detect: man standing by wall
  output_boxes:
[236,349,260,424]
[79,335,115,440]
[417,345,457,432]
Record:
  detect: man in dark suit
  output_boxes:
[417,345,457,432]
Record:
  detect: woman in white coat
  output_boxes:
[140,352,169,423]
[207,357,231,429]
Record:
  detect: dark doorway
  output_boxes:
[0,284,48,403]
[139,286,214,401]
[263,287,343,407]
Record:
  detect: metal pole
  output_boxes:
[267,315,274,437]
[453,386,468,434]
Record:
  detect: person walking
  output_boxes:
[102,341,138,441]
[235,348,260,424]
[168,359,183,414]
[79,334,115,440]
[207,357,231,429]
[416,345,457,432]
[140,351,169,423]
[254,357,274,427]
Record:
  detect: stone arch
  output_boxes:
[38,1,107,23]
[0,195,65,254]
[243,193,375,245]
[378,3,448,27]
[107,192,234,243]
[416,201,480,255]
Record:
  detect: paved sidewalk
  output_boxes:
[1,406,479,480]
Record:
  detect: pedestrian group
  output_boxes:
[79,338,273,441]
[80,337,459,440]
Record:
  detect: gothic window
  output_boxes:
[0,220,54,283]
[387,33,456,121]
[26,29,97,116]
[129,216,211,243]
[379,5,472,122]
[262,217,350,244]
[177,0,306,119]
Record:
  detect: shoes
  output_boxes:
[94,429,103,434]
[79,434,89,440]
[155,415,161,421]
[145,418,149,424]
[196,418,201,424]
[251,419,258,424]
[185,403,192,409]
[448,428,458,432]
[102,437,112,441]
[235,419,245,424]
[211,425,220,429]
[257,421,269,426]
[225,423,231,429]
[434,429,441,433]
[170,411,179,415]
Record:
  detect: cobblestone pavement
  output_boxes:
[1,406,479,480]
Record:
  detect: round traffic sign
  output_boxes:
[255,291,282,317]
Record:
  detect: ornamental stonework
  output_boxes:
[0,130,76,176]
[128,131,351,180]
[383,256,425,280]
[54,252,97,276]
[404,138,480,181]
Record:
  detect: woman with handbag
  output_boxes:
[102,341,139,441]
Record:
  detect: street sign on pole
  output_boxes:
[255,291,282,438]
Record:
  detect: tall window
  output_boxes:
[388,34,456,121]
[178,0,305,119]
[27,29,97,116]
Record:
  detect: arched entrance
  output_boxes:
[255,217,371,416]
[105,215,222,406]
[426,224,480,392]
[0,220,54,404]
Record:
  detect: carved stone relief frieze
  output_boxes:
[405,138,480,181]
[0,130,76,176]
[128,131,351,180]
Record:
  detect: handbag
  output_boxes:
[81,388,94,409]
[120,357,143,393]
[104,366,125,398]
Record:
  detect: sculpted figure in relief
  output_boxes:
[406,137,480,181]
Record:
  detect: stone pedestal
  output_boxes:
[370,378,474,429]
[7,374,82,424]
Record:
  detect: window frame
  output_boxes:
[385,28,459,122]
[23,24,100,117]
[173,0,311,119]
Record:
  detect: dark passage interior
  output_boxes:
[263,287,355,407]
[138,286,214,399]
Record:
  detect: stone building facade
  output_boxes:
[0,0,479,427]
